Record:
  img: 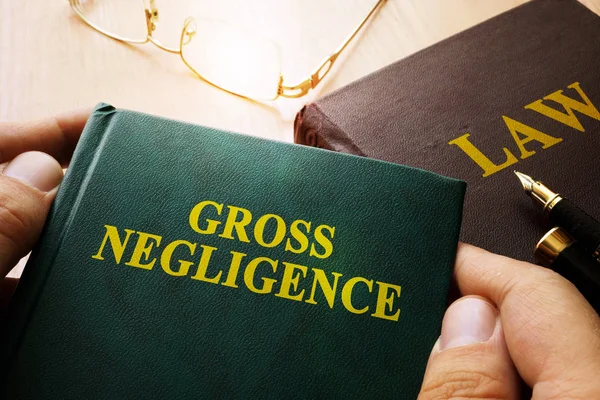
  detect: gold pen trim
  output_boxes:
[514,171,563,214]
[534,227,573,267]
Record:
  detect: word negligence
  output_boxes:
[449,82,600,177]
[92,201,402,322]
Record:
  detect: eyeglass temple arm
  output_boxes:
[279,0,386,98]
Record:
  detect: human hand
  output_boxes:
[419,242,600,399]
[3,113,599,399]
[0,110,89,315]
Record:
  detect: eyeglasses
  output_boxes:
[68,0,386,101]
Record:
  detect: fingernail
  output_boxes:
[440,297,497,351]
[3,152,63,192]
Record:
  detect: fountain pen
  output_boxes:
[534,227,600,312]
[515,171,600,261]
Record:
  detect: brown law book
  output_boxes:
[294,0,600,262]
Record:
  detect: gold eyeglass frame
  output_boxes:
[68,0,386,101]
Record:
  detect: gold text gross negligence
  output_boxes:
[92,200,403,322]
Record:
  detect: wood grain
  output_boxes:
[1,0,598,134]
[1,0,599,277]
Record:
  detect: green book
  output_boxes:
[1,104,465,399]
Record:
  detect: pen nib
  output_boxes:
[514,171,535,193]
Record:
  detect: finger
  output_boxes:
[0,152,63,278]
[455,243,600,398]
[0,109,90,166]
[419,296,519,399]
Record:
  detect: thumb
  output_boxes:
[0,152,63,277]
[419,296,519,399]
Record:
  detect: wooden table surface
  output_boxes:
[1,0,597,141]
[1,0,599,276]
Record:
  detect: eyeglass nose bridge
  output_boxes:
[144,8,158,35]
[142,3,180,54]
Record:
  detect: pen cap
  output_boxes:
[534,227,574,267]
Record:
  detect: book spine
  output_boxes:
[293,103,366,157]
[0,104,118,381]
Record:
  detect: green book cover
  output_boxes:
[1,103,465,399]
